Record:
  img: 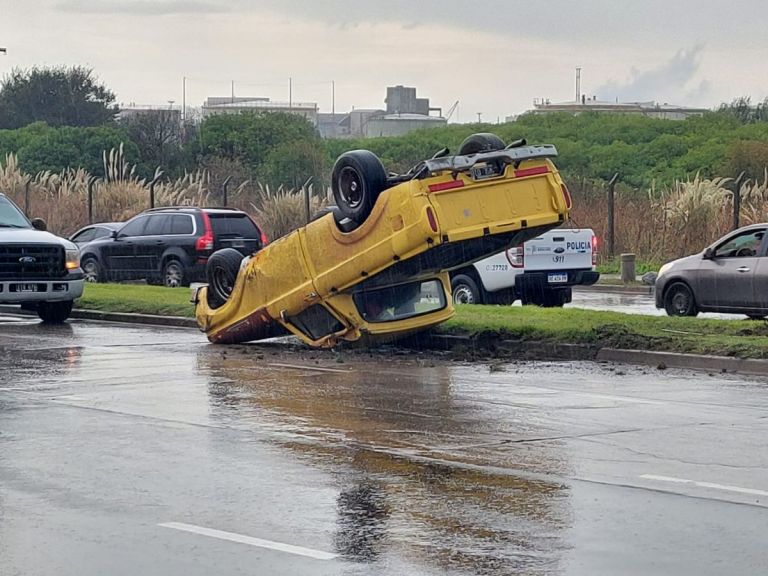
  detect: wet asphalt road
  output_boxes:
[1,316,767,576]
[570,288,735,319]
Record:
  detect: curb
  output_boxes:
[578,284,654,295]
[0,305,197,329]
[596,348,768,376]
[421,333,768,376]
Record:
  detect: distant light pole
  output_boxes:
[476,112,482,123]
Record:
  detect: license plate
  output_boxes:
[16,284,38,292]
[230,241,245,248]
[548,273,568,284]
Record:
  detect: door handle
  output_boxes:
[738,266,750,273]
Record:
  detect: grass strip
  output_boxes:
[78,283,195,318]
[78,284,768,359]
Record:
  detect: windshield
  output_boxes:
[353,279,447,323]
[0,196,31,228]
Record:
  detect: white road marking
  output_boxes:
[267,362,352,374]
[641,474,768,498]
[158,522,338,561]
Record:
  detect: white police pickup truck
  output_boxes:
[0,193,84,322]
[450,228,599,307]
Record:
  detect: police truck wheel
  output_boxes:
[451,275,481,305]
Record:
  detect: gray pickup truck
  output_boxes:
[1,193,84,322]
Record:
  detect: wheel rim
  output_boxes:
[338,166,364,209]
[164,263,182,288]
[83,261,99,283]
[453,285,475,304]
[671,288,690,314]
[211,265,235,302]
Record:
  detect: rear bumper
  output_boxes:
[0,272,84,303]
[516,270,600,290]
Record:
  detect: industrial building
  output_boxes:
[526,96,708,120]
[201,96,319,124]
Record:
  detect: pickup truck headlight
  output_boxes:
[65,248,81,271]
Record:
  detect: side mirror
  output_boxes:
[31,218,47,231]
[110,230,118,239]
[703,247,715,259]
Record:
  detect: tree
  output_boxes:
[198,111,324,186]
[121,109,185,177]
[0,66,118,129]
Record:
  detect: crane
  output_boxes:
[445,100,459,122]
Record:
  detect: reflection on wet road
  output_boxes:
[570,288,735,319]
[1,316,767,575]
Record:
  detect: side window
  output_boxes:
[94,227,113,239]
[169,214,194,235]
[144,214,170,236]
[714,229,766,258]
[73,228,95,243]
[118,216,148,238]
[287,305,344,341]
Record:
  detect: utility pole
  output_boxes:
[476,112,482,123]
[575,66,582,102]
[289,77,292,110]
[332,80,335,117]
[182,76,186,123]
[231,80,235,103]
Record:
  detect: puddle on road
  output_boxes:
[197,347,572,575]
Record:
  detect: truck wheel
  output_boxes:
[331,150,388,224]
[81,257,103,283]
[37,300,73,323]
[458,133,506,156]
[451,275,482,305]
[206,248,243,309]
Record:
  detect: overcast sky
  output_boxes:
[1,0,767,120]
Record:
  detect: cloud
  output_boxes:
[596,46,710,104]
[56,1,230,15]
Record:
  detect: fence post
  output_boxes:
[222,176,231,207]
[733,171,745,231]
[620,253,636,284]
[87,177,95,224]
[607,173,619,257]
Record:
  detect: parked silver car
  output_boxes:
[655,223,768,318]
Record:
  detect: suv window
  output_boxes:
[118,216,148,237]
[353,279,447,323]
[209,213,259,238]
[0,196,31,228]
[144,214,170,236]
[287,305,344,341]
[169,214,194,235]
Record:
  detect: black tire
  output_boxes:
[664,282,698,317]
[163,259,186,288]
[538,288,569,308]
[331,150,388,224]
[81,257,103,283]
[457,133,506,156]
[451,274,482,305]
[37,300,73,323]
[206,248,244,309]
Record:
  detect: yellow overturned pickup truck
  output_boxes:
[193,133,573,347]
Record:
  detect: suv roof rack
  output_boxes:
[142,206,244,213]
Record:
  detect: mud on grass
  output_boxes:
[442,306,768,359]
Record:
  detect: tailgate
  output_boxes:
[523,231,594,271]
